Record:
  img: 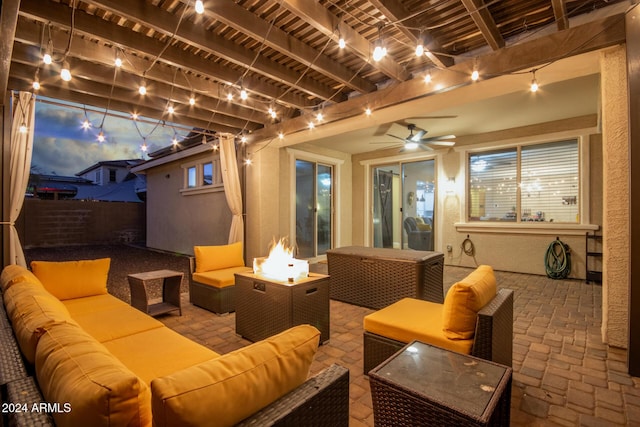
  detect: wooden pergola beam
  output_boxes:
[552,0,569,31]
[0,0,21,97]
[460,0,505,51]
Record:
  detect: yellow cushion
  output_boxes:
[62,294,163,343]
[103,327,220,384]
[31,258,111,300]
[151,324,320,427]
[442,265,497,340]
[194,242,244,273]
[363,298,473,355]
[5,285,75,364]
[192,266,251,288]
[416,223,432,231]
[0,265,42,292]
[35,322,151,427]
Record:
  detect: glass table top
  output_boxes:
[371,341,508,419]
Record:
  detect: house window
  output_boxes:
[468,139,579,223]
[181,157,222,195]
[109,169,117,183]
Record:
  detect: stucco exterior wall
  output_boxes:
[601,45,630,348]
[145,151,232,255]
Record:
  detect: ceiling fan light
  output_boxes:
[405,141,419,150]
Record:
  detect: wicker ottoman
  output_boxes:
[326,246,444,309]
[235,272,330,343]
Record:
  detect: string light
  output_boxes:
[167,104,175,114]
[226,92,233,101]
[194,0,204,14]
[471,69,479,81]
[240,86,248,100]
[337,26,346,49]
[114,50,122,68]
[424,72,432,83]
[43,39,53,65]
[19,123,28,134]
[308,121,315,129]
[316,112,324,122]
[141,139,148,152]
[172,135,179,146]
[372,24,387,62]
[365,107,372,116]
[415,32,425,57]
[131,112,139,120]
[278,131,284,140]
[82,119,91,130]
[97,130,105,142]
[138,79,147,95]
[244,158,252,165]
[268,102,277,119]
[530,71,539,92]
[32,70,41,91]
[189,93,196,106]
[60,60,72,81]
[240,135,248,143]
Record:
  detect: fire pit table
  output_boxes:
[235,271,330,344]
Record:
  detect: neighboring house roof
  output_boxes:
[75,159,146,176]
[72,178,144,203]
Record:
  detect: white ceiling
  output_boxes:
[283,50,602,155]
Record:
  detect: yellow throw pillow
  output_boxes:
[151,324,320,427]
[35,322,152,427]
[442,265,497,340]
[31,258,110,300]
[0,265,42,292]
[194,242,244,273]
[416,223,432,231]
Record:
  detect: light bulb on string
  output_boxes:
[530,71,539,92]
[172,134,179,146]
[189,93,196,106]
[424,72,432,83]
[32,70,41,91]
[240,135,248,144]
[141,140,148,152]
[131,112,139,120]
[316,112,323,122]
[308,121,315,129]
[60,60,71,82]
[337,26,346,49]
[43,40,53,65]
[471,69,479,81]
[226,92,233,101]
[195,0,204,14]
[19,123,28,134]
[278,132,284,140]
[372,24,386,62]
[97,131,105,142]
[167,104,175,115]
[114,49,122,68]
[365,107,372,116]
[244,158,252,165]
[240,86,248,100]
[415,34,425,57]
[138,80,147,95]
[82,118,91,130]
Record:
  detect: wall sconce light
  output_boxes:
[446,177,456,195]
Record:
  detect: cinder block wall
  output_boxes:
[16,199,146,248]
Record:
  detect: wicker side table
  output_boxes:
[369,341,512,427]
[235,272,330,343]
[127,270,183,317]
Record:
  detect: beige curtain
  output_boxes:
[7,92,36,266]
[219,134,244,244]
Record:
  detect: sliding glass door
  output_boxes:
[372,159,436,250]
[296,160,333,258]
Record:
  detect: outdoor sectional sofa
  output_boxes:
[0,260,349,427]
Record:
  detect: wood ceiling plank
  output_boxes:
[279,0,409,82]
[193,0,377,93]
[18,0,314,110]
[460,0,505,51]
[367,0,454,68]
[84,0,350,100]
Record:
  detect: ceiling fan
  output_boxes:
[373,123,456,151]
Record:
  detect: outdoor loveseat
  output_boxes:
[0,261,349,426]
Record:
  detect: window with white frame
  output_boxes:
[468,139,579,223]
[181,157,222,194]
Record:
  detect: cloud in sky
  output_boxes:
[31,100,189,176]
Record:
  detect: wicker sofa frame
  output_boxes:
[363,288,514,374]
[188,256,237,314]
[0,292,350,426]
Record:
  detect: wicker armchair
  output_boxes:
[363,288,514,374]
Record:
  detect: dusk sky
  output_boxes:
[31,98,188,176]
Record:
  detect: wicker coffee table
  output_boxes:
[235,272,329,343]
[369,341,512,427]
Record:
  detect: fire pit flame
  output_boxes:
[253,238,309,283]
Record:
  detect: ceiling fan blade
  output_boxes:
[373,123,393,136]
[386,134,408,142]
[410,130,426,142]
[421,134,456,142]
[424,140,456,147]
